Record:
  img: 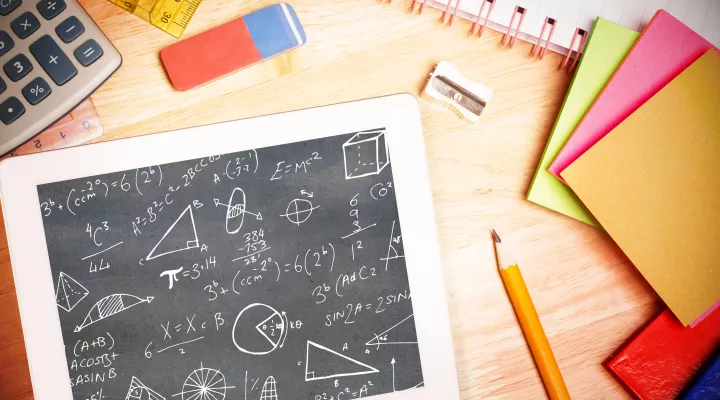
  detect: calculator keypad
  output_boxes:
[21,76,50,104]
[30,35,76,85]
[4,53,32,81]
[0,0,120,145]
[11,11,40,39]
[0,96,25,125]
[37,0,65,20]
[0,0,21,16]
[0,0,77,126]
[55,15,82,43]
[0,30,13,57]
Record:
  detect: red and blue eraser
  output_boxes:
[160,3,306,91]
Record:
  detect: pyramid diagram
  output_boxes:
[125,376,165,400]
[55,272,89,312]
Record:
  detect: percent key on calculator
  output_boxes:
[22,77,52,105]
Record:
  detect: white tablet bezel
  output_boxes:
[0,94,459,400]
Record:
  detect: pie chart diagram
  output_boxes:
[232,303,287,355]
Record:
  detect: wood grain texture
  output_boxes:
[0,0,660,398]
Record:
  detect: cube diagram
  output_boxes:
[343,129,390,179]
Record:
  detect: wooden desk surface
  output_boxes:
[0,0,660,398]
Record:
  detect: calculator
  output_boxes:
[0,0,120,155]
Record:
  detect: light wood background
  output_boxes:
[0,0,661,398]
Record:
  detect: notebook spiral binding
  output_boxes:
[382,0,588,72]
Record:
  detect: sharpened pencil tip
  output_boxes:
[491,229,501,243]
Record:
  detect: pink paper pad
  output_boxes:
[548,10,719,179]
[692,300,720,328]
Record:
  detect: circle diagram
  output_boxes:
[232,303,288,355]
[178,365,233,400]
[280,199,318,226]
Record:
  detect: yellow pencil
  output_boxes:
[491,229,571,400]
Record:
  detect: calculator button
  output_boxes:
[36,0,65,20]
[74,39,103,67]
[11,12,40,39]
[21,76,51,105]
[0,31,14,57]
[29,35,76,85]
[0,76,6,94]
[0,0,21,16]
[55,16,84,43]
[0,97,24,125]
[3,53,33,81]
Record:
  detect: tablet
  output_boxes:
[0,94,460,400]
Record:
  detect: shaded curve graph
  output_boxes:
[75,294,153,332]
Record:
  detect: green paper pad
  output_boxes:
[526,18,639,226]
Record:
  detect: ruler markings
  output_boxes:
[107,0,202,37]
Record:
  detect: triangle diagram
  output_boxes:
[55,272,89,312]
[387,242,402,259]
[366,314,418,347]
[382,221,405,264]
[146,205,199,261]
[305,341,379,381]
[125,376,166,400]
[389,228,404,259]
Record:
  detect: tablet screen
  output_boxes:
[36,129,424,400]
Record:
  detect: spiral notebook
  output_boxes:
[402,0,720,69]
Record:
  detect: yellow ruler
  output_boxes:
[109,0,201,38]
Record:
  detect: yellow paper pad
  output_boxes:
[562,50,720,326]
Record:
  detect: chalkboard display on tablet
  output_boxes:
[37,129,424,400]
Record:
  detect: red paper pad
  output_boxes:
[606,308,720,400]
